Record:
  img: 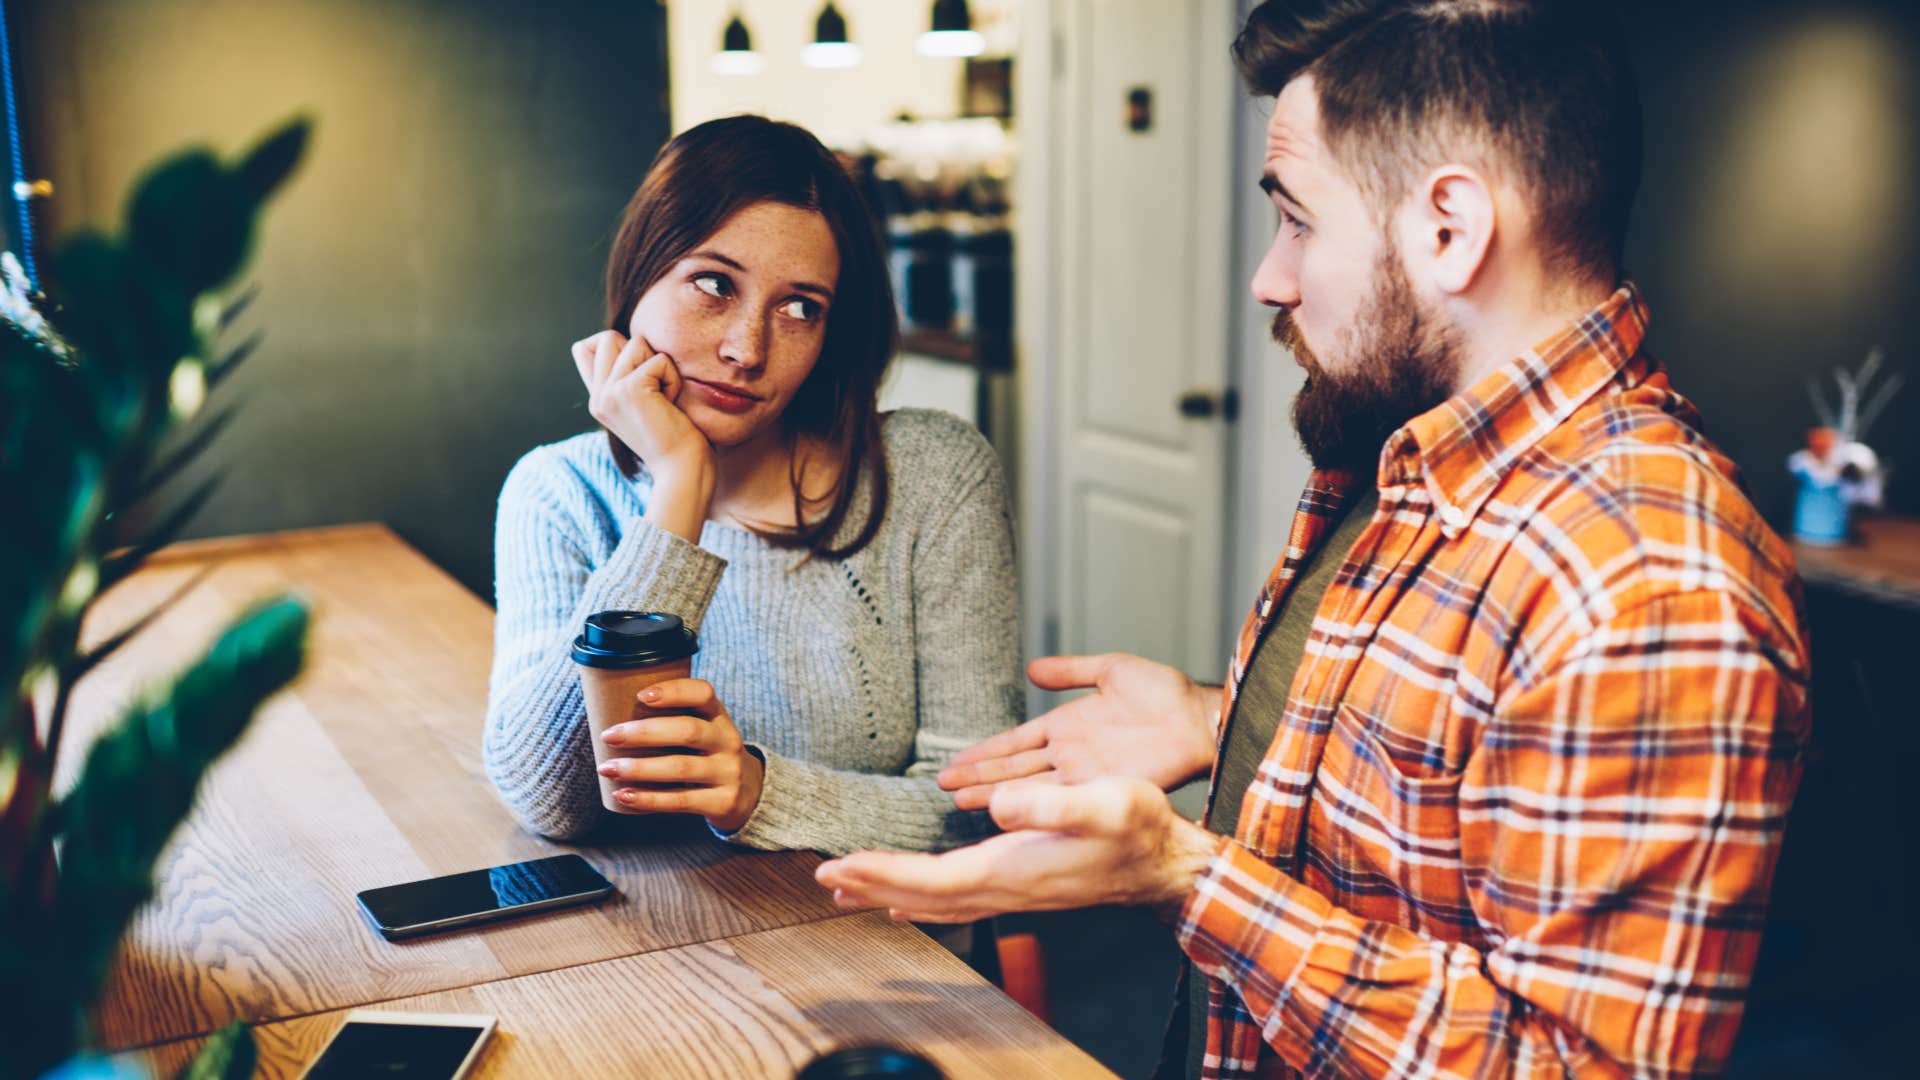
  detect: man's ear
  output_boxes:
[1405,165,1496,296]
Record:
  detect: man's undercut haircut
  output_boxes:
[1235,0,1642,284]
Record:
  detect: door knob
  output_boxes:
[1177,388,1239,421]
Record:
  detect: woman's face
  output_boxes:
[627,201,841,450]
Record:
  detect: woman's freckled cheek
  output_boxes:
[631,297,718,359]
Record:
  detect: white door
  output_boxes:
[1020,0,1240,698]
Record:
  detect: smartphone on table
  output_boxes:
[355,853,614,940]
[300,1010,497,1079]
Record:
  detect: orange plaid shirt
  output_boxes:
[1175,284,1810,1079]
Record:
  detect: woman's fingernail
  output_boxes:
[639,687,661,703]
[618,790,640,804]
[598,763,618,777]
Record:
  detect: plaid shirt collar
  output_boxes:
[1371,281,1652,538]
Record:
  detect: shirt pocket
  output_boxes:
[1307,703,1474,936]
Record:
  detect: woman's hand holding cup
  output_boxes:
[596,678,765,833]
[572,329,714,541]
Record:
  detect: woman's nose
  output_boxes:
[718,311,768,371]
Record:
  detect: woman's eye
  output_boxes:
[693,273,731,298]
[778,297,822,321]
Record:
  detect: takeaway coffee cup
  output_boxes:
[571,611,700,814]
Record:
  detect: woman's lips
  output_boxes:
[684,377,760,414]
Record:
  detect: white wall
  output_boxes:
[667,0,1016,139]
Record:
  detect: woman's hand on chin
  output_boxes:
[593,677,766,834]
[573,329,715,540]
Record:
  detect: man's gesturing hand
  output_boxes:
[816,777,1226,924]
[936,653,1221,809]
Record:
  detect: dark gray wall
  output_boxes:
[1623,0,1920,524]
[20,0,669,598]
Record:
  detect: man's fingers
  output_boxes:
[638,677,722,717]
[938,746,1053,792]
[1026,653,1116,692]
[817,850,967,895]
[820,843,1019,921]
[951,770,1061,811]
[944,721,1048,772]
[888,907,986,925]
[988,780,1121,834]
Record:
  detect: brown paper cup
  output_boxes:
[579,656,694,814]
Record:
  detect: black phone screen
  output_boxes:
[306,1020,488,1079]
[356,854,611,933]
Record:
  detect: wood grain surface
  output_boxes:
[1791,515,1920,610]
[131,911,1115,1079]
[64,525,846,1050]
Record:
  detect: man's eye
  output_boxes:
[693,273,731,298]
[779,297,822,321]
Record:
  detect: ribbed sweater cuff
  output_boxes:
[583,518,727,631]
[711,742,810,851]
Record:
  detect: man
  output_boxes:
[817,1,1809,1077]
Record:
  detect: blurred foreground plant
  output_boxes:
[1,117,313,1080]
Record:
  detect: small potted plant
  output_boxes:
[1789,348,1901,545]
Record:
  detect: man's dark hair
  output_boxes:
[1234,0,1642,283]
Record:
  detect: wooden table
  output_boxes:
[1791,514,1920,611]
[67,524,1110,1078]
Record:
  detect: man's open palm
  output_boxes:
[937,653,1221,810]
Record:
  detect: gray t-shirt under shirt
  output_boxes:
[1176,485,1379,1080]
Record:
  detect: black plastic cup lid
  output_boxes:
[570,611,699,670]
[794,1046,945,1079]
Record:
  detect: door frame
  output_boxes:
[1015,0,1256,711]
[1015,0,1061,715]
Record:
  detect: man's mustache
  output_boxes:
[1271,308,1318,371]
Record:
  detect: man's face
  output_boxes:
[1252,77,1462,473]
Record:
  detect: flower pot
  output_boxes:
[1792,478,1851,545]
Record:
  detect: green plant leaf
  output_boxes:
[217,284,259,332]
[49,596,308,1012]
[96,474,222,594]
[71,566,215,682]
[206,332,262,390]
[44,231,142,396]
[174,1021,255,1080]
[125,150,250,298]
[128,403,241,509]
[4,117,311,1080]
[236,117,312,203]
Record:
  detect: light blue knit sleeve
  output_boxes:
[483,447,727,839]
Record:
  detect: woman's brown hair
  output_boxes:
[603,115,896,559]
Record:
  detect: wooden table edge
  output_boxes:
[112,907,936,1056]
[129,522,399,565]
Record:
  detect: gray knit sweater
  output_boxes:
[484,408,1021,855]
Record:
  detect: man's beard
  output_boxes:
[1275,245,1463,474]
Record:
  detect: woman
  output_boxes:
[484,115,1021,856]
